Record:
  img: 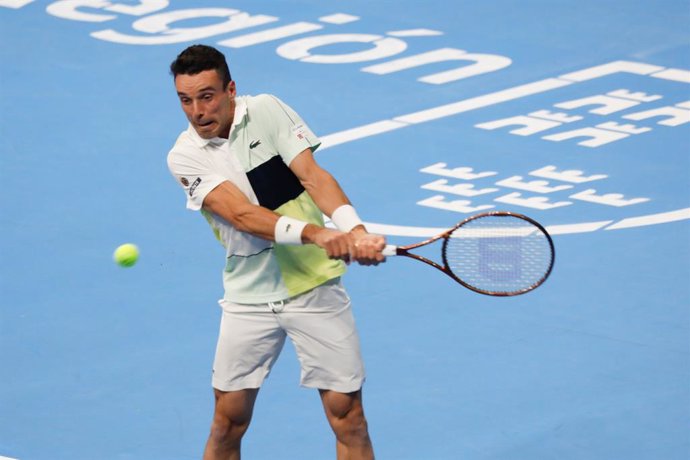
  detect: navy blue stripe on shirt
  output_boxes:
[246,155,305,210]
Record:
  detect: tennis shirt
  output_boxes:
[167,94,346,304]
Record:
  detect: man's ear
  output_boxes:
[226,80,236,97]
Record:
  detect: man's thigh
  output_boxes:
[278,279,366,393]
[212,305,286,391]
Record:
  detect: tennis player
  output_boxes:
[167,44,384,460]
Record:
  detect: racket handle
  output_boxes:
[382,245,398,257]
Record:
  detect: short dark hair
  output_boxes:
[169,44,232,88]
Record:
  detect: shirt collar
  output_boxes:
[186,96,248,148]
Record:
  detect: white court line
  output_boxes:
[544,220,613,235]
[365,220,614,237]
[652,68,690,83]
[321,60,677,149]
[559,60,663,82]
[604,208,690,230]
[320,78,572,149]
[320,120,408,148]
[0,0,34,8]
[0,455,20,460]
[317,60,690,236]
[393,78,572,124]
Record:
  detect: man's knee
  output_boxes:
[208,413,251,446]
[321,390,370,441]
[208,389,257,445]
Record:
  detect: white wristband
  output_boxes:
[331,204,364,232]
[274,216,307,245]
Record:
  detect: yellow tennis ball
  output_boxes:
[113,243,139,267]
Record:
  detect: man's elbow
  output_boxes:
[203,197,254,232]
[229,208,255,233]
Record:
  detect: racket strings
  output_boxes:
[444,215,553,294]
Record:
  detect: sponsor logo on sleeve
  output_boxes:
[291,124,306,140]
[189,177,202,197]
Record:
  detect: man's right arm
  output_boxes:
[202,180,357,261]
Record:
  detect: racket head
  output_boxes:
[441,211,554,296]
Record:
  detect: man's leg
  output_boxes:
[203,388,259,460]
[319,389,374,460]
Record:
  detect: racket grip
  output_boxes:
[382,245,398,257]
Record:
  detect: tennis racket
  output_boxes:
[382,211,554,296]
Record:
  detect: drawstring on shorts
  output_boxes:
[269,300,285,313]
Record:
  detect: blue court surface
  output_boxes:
[1,1,689,459]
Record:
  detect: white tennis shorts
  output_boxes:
[211,278,365,393]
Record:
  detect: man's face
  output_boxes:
[175,69,236,139]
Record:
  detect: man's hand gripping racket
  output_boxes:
[381,211,555,296]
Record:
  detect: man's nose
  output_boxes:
[192,101,204,119]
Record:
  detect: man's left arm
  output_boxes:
[289,148,386,265]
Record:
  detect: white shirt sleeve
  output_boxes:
[167,142,227,211]
[260,95,321,165]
